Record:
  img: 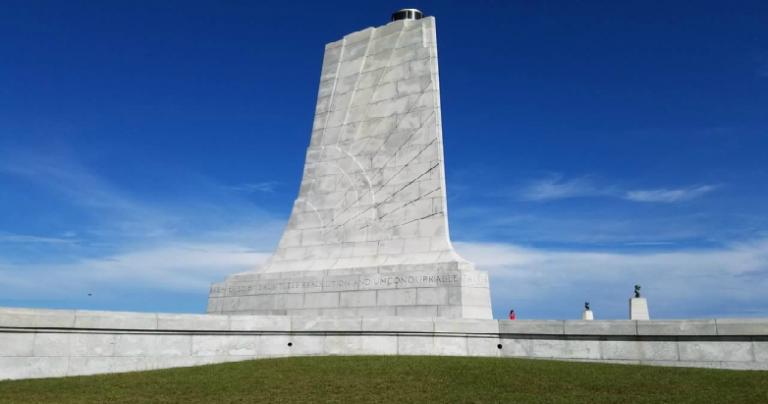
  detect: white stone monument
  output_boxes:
[207,10,493,319]
[629,285,650,320]
[582,301,594,320]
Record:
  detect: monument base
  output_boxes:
[630,297,650,320]
[207,262,492,319]
[582,309,594,320]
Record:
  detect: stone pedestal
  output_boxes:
[208,263,492,319]
[582,309,594,320]
[629,297,650,320]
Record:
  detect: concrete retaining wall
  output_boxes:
[1,307,767,380]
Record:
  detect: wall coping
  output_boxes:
[2,307,767,337]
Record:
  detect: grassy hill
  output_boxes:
[1,356,766,403]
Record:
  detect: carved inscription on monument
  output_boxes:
[210,271,488,297]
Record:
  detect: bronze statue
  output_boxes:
[584,301,590,311]
[634,284,641,298]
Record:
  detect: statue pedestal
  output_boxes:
[582,309,594,320]
[629,297,650,320]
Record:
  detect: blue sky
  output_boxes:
[1,1,767,319]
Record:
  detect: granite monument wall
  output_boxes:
[2,307,767,380]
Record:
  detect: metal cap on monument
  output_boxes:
[391,8,423,21]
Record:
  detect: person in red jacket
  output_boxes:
[508,309,516,320]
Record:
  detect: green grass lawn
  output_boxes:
[1,356,766,403]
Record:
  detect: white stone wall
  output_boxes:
[263,16,463,274]
[208,264,492,318]
[2,308,767,380]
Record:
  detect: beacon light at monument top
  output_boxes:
[207,10,493,319]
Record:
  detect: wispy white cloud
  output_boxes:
[0,152,284,244]
[0,232,79,245]
[455,239,768,319]
[1,155,145,213]
[518,175,607,201]
[457,239,768,280]
[0,154,179,240]
[518,174,718,204]
[226,182,279,193]
[0,241,270,299]
[0,151,285,299]
[452,208,738,247]
[624,185,718,203]
[0,153,757,319]
[4,236,763,319]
